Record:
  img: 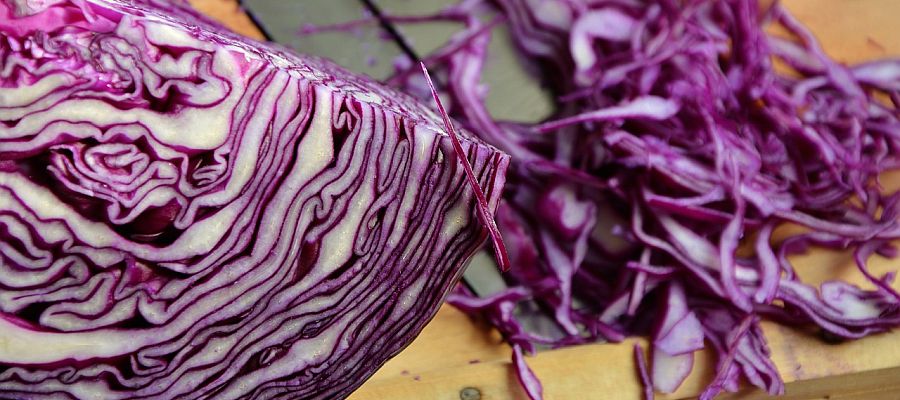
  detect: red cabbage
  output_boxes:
[360,0,900,398]
[0,0,510,398]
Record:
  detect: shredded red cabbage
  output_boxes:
[366,0,900,398]
[421,62,511,272]
[634,343,654,400]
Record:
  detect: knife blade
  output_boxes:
[241,0,406,80]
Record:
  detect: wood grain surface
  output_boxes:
[188,0,900,399]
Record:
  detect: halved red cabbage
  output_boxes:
[0,0,509,398]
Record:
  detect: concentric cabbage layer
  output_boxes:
[0,1,509,398]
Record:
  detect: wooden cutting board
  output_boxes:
[189,1,900,399]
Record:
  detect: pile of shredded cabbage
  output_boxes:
[319,0,900,398]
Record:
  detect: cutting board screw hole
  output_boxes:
[459,387,482,400]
